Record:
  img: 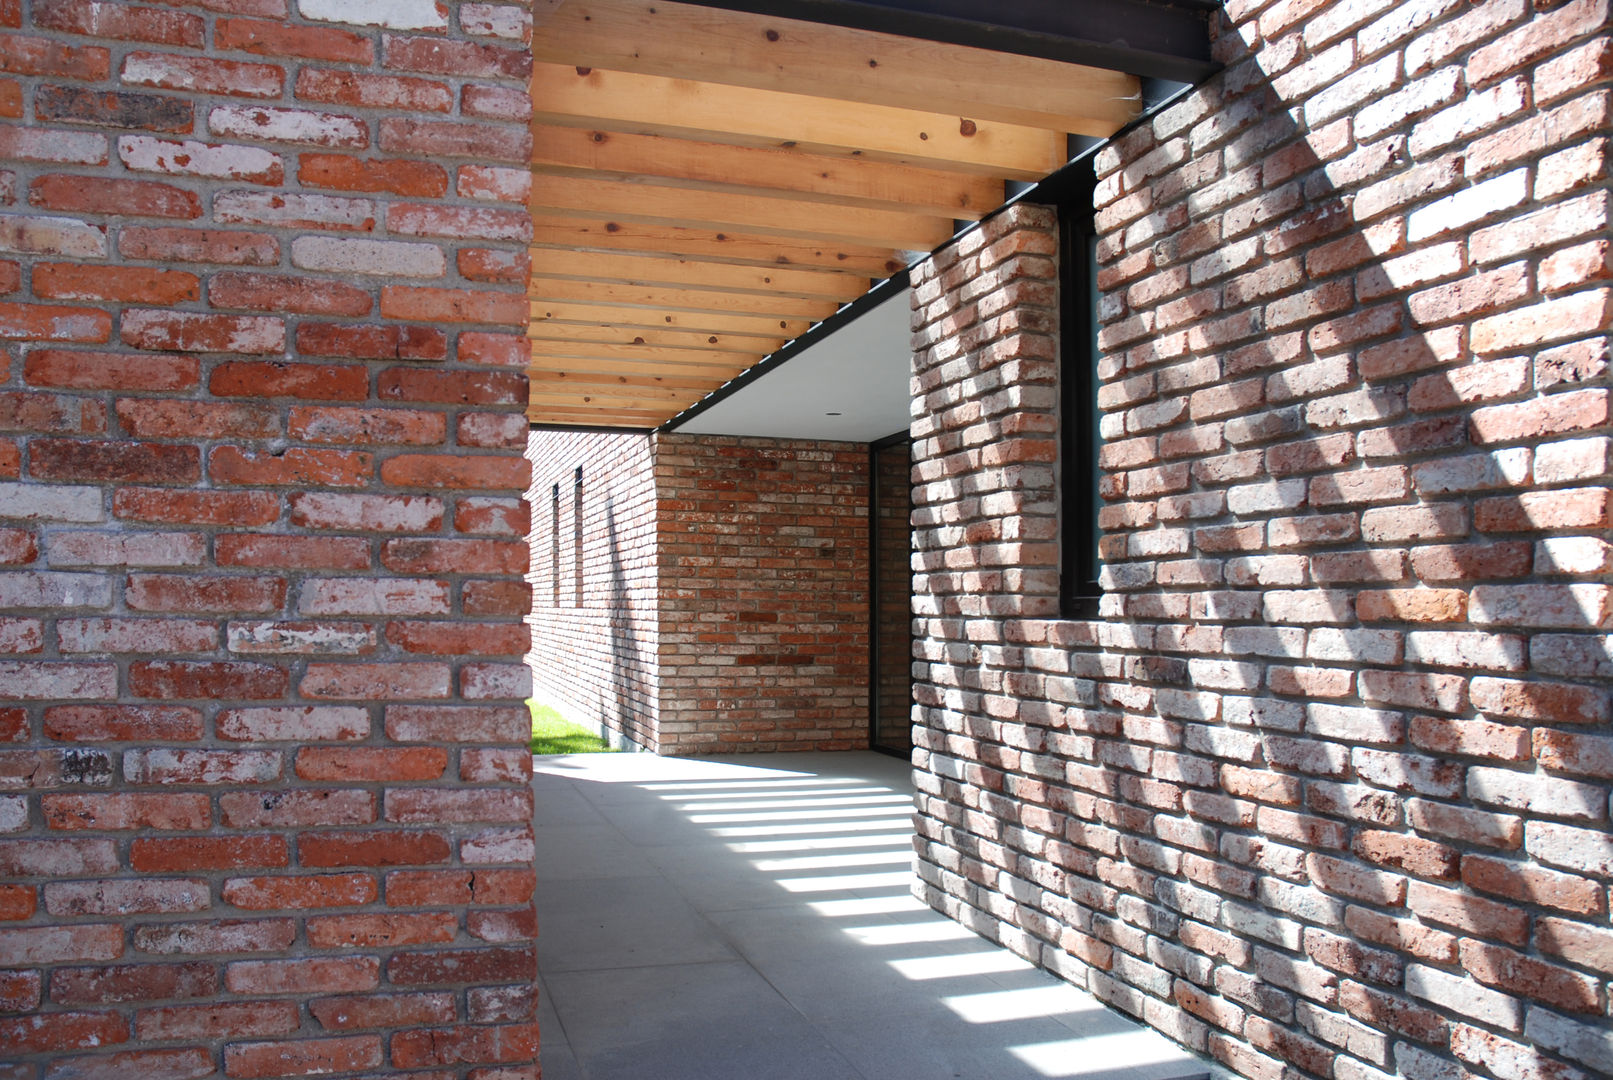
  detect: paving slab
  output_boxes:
[532,750,1215,1080]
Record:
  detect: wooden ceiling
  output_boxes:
[528,0,1145,429]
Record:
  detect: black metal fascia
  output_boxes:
[658,268,911,432]
[677,0,1220,84]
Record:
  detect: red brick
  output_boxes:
[216,534,369,570]
[135,999,299,1041]
[224,1035,382,1078]
[0,884,37,920]
[298,152,448,196]
[26,348,197,390]
[42,793,210,831]
[30,176,200,221]
[0,968,39,1010]
[306,914,456,950]
[33,85,192,132]
[294,321,446,360]
[458,331,527,368]
[221,873,377,910]
[43,704,202,741]
[1461,938,1600,1013]
[49,961,216,1006]
[118,225,279,265]
[298,829,451,868]
[0,1011,128,1054]
[378,367,526,404]
[388,621,528,656]
[226,956,378,996]
[210,271,372,317]
[386,945,535,986]
[121,309,283,354]
[129,918,296,957]
[390,1021,538,1068]
[295,747,447,782]
[130,660,289,700]
[131,834,288,872]
[113,485,280,524]
[300,662,451,701]
[294,67,452,112]
[0,300,110,342]
[211,360,367,400]
[31,438,199,484]
[120,50,282,98]
[0,34,110,80]
[287,405,447,445]
[308,988,455,1027]
[379,285,526,325]
[209,445,371,487]
[216,17,374,64]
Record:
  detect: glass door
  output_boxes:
[870,434,913,757]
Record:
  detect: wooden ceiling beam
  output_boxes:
[530,300,812,339]
[530,63,1065,179]
[528,277,840,320]
[530,249,869,302]
[532,0,1141,136]
[529,173,952,251]
[527,320,789,355]
[530,124,1004,220]
[531,217,907,278]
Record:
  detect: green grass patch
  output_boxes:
[529,701,615,755]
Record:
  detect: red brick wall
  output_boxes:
[656,433,871,754]
[911,3,1613,1079]
[0,1,537,1075]
[525,428,659,750]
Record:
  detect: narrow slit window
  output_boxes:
[572,466,583,607]
[550,482,560,607]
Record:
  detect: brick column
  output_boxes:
[0,1,536,1075]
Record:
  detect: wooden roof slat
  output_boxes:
[530,124,1005,220]
[530,342,761,368]
[532,372,730,395]
[531,357,754,380]
[530,386,710,410]
[530,300,812,339]
[526,320,788,355]
[531,217,906,278]
[533,0,1141,137]
[528,277,840,319]
[530,63,1065,179]
[529,173,953,251]
[530,249,870,302]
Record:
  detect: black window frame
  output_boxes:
[1049,167,1102,619]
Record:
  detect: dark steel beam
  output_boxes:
[679,0,1220,85]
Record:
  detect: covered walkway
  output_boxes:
[532,751,1215,1080]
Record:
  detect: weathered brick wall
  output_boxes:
[656,433,871,754]
[912,3,1613,1080]
[524,427,659,750]
[1,0,537,1075]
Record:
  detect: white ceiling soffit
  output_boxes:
[671,287,912,442]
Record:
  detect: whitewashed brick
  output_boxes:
[299,0,447,29]
[291,236,446,278]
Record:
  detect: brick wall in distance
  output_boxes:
[0,0,537,1075]
[525,428,659,751]
[656,434,872,755]
[910,2,1613,1079]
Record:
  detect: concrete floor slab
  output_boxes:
[532,751,1214,1080]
